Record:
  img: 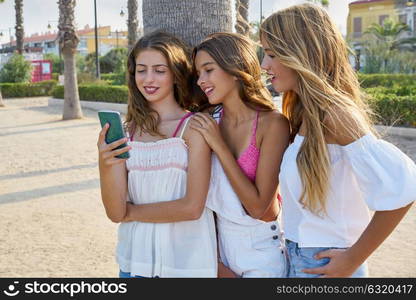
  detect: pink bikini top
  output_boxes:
[220,109,260,182]
[129,112,194,142]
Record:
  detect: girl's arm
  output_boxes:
[97,124,131,222]
[303,203,413,277]
[191,112,290,220]
[122,125,212,223]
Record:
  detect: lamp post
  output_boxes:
[47,20,59,30]
[94,0,100,79]
[260,0,263,24]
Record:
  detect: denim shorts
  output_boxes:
[119,270,147,278]
[286,240,369,278]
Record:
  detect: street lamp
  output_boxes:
[406,0,415,7]
[120,8,125,18]
[47,20,58,30]
[94,0,100,79]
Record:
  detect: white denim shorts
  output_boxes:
[217,217,287,278]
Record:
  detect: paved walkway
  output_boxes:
[0,97,415,277]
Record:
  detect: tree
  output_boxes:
[365,18,416,51]
[0,54,32,83]
[100,48,128,74]
[307,0,329,7]
[15,0,24,54]
[0,0,5,107]
[58,0,83,120]
[143,0,232,47]
[235,0,249,36]
[127,0,138,51]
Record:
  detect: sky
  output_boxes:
[0,0,356,44]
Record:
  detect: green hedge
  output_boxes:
[0,80,58,98]
[358,73,416,88]
[100,73,127,85]
[367,93,416,127]
[52,84,128,104]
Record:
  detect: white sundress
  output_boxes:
[116,114,217,277]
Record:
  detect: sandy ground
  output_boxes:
[0,97,414,277]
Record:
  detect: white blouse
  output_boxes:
[280,133,416,248]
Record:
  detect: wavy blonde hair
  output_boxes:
[126,30,193,137]
[260,4,376,215]
[192,32,275,112]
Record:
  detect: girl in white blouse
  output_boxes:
[260,3,415,277]
[97,31,217,278]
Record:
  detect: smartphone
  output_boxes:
[98,110,130,159]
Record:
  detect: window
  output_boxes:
[414,13,416,33]
[379,15,389,26]
[353,17,362,38]
[399,14,407,25]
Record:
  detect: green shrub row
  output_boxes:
[358,73,416,88]
[367,93,416,127]
[0,80,58,98]
[100,73,127,85]
[52,84,128,104]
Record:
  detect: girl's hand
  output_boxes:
[302,248,360,278]
[121,202,134,222]
[97,123,131,167]
[189,113,225,153]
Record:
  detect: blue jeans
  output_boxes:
[119,270,147,278]
[286,240,369,278]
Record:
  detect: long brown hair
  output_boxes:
[192,32,275,112]
[125,30,193,137]
[260,4,376,215]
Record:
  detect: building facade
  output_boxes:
[0,25,129,57]
[347,0,416,70]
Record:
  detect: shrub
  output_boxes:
[358,73,416,88]
[367,93,416,127]
[52,84,128,104]
[0,54,33,83]
[100,72,127,85]
[0,80,57,97]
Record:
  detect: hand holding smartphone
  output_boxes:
[98,110,130,159]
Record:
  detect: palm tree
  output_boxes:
[307,0,329,7]
[58,0,83,119]
[235,0,249,36]
[142,0,232,47]
[365,18,416,51]
[127,0,138,51]
[15,0,24,54]
[0,0,5,107]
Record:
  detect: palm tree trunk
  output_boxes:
[235,0,249,36]
[0,91,4,107]
[15,0,24,54]
[127,0,138,52]
[143,0,232,47]
[58,0,83,120]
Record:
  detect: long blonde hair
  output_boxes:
[126,30,192,137]
[260,4,376,215]
[192,32,275,112]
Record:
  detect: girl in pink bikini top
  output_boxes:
[190,33,290,278]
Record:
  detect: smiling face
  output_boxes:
[135,49,175,104]
[194,50,239,105]
[260,38,298,94]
